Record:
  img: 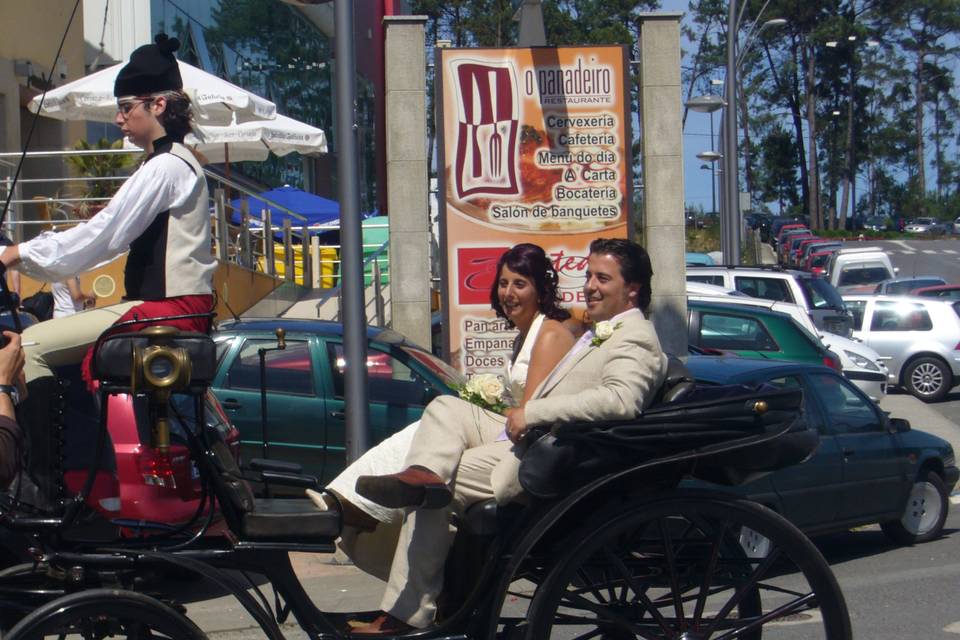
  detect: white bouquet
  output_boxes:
[454,373,510,413]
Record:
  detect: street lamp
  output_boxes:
[722,4,787,265]
[697,151,722,216]
[687,94,724,219]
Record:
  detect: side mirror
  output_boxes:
[888,417,911,433]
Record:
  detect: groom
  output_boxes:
[351,238,668,634]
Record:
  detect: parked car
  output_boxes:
[684,251,714,266]
[685,356,958,547]
[842,295,960,402]
[863,216,892,232]
[799,240,842,269]
[777,229,812,263]
[873,276,947,295]
[770,219,806,248]
[686,265,853,337]
[905,217,947,235]
[688,293,887,400]
[780,233,815,265]
[789,236,826,266]
[912,284,960,301]
[687,299,842,371]
[953,216,960,235]
[804,248,840,277]
[827,246,897,293]
[212,319,464,482]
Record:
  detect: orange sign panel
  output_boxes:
[437,45,632,374]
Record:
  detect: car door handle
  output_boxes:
[220,399,242,410]
[330,411,345,419]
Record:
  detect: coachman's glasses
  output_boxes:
[116,97,154,118]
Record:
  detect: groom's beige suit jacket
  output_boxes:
[407,308,668,504]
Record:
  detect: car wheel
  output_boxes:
[903,356,951,402]
[880,471,948,545]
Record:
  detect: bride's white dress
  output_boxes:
[323,313,546,525]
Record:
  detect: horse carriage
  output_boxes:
[0,323,852,639]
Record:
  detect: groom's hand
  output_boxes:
[505,408,528,443]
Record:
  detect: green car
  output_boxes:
[212,319,464,484]
[687,299,841,371]
[685,356,958,549]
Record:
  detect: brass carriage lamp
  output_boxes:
[131,326,194,455]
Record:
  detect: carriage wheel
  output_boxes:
[4,588,207,639]
[526,493,851,639]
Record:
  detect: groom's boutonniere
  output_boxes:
[590,320,623,346]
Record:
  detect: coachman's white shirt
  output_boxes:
[18,137,215,301]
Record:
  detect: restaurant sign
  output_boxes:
[437,45,632,375]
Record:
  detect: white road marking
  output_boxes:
[951,494,960,506]
[944,621,960,633]
[892,240,914,251]
[923,249,937,254]
[945,249,958,254]
[900,250,916,255]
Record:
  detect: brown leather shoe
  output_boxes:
[349,611,413,635]
[355,466,451,509]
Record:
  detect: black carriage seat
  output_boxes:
[460,357,696,536]
[95,330,341,544]
[460,357,815,536]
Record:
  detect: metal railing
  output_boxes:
[0,147,391,307]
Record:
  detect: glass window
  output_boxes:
[807,372,880,433]
[798,277,845,310]
[687,275,725,286]
[765,375,826,434]
[734,276,793,303]
[885,279,942,295]
[869,300,932,331]
[214,337,234,369]
[837,264,891,287]
[226,339,314,395]
[845,300,867,330]
[328,344,432,406]
[698,312,778,351]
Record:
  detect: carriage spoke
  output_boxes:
[703,547,783,636]
[658,517,687,631]
[692,518,730,626]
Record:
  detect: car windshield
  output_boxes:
[837,264,891,287]
[799,277,845,310]
[401,346,466,387]
[886,278,944,295]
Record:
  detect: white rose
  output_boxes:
[594,320,615,341]
[472,373,505,405]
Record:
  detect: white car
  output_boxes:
[905,217,946,235]
[687,294,888,401]
[842,295,960,402]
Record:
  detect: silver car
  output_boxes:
[843,294,960,402]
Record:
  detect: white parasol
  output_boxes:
[122,113,328,163]
[28,60,276,125]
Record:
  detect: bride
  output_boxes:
[308,243,578,576]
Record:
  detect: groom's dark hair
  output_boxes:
[588,238,653,312]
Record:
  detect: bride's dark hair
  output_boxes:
[490,243,570,328]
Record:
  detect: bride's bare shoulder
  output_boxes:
[537,318,577,346]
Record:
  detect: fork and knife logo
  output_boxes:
[453,61,519,199]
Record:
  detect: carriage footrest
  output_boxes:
[241,498,340,541]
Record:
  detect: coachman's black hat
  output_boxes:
[113,33,182,97]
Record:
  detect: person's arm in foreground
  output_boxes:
[0,332,25,487]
